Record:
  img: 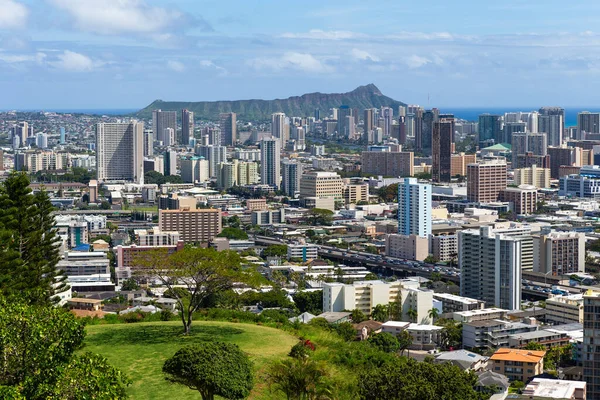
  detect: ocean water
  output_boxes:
[443,107,600,127]
[3,109,138,115]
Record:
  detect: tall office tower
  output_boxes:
[331,108,338,120]
[219,112,236,145]
[60,127,66,144]
[96,122,144,184]
[420,109,439,155]
[364,108,374,143]
[260,138,281,189]
[459,226,522,310]
[196,145,227,178]
[164,149,177,177]
[512,132,548,169]
[432,118,454,183]
[163,128,176,147]
[467,158,508,203]
[271,112,289,143]
[382,107,393,137]
[12,122,29,148]
[314,109,320,120]
[282,160,302,197]
[526,111,539,133]
[345,115,356,139]
[217,161,238,189]
[398,105,406,118]
[143,129,153,156]
[577,111,600,140]
[237,161,259,186]
[35,132,48,149]
[548,146,578,179]
[180,156,209,183]
[478,114,502,147]
[503,122,527,145]
[337,105,352,137]
[293,126,306,150]
[533,230,585,275]
[584,292,600,398]
[152,109,177,144]
[181,109,194,146]
[204,127,221,145]
[538,107,565,146]
[397,177,431,237]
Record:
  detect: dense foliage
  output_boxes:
[217,227,249,240]
[292,290,323,315]
[144,171,183,185]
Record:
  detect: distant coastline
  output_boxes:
[1,109,138,116]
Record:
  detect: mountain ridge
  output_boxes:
[134,84,406,121]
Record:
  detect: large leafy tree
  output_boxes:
[135,247,261,334]
[357,358,480,400]
[367,332,400,353]
[292,290,323,315]
[0,172,67,305]
[305,208,334,226]
[163,343,254,400]
[371,304,389,322]
[0,299,128,399]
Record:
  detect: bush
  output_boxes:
[160,310,174,321]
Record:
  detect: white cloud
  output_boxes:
[48,0,189,35]
[404,55,431,69]
[248,52,333,73]
[0,0,28,29]
[350,48,380,62]
[280,29,362,40]
[51,50,94,71]
[0,52,45,64]
[167,60,185,72]
[200,60,227,75]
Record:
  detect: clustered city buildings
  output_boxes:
[6,102,600,398]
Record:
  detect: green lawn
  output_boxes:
[84,321,298,399]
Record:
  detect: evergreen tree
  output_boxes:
[0,172,67,305]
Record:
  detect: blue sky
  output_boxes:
[2,0,600,109]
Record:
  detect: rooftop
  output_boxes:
[490,348,546,363]
[522,378,585,398]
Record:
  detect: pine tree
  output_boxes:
[0,172,67,305]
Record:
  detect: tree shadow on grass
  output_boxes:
[86,324,245,347]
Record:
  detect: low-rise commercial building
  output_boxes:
[489,348,545,382]
[520,378,586,400]
[287,244,319,262]
[251,208,285,225]
[433,293,485,313]
[385,234,429,261]
[546,294,584,324]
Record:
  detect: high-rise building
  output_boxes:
[559,165,600,198]
[584,292,600,398]
[533,230,585,276]
[459,226,523,310]
[511,132,548,169]
[499,185,538,214]
[432,118,454,182]
[159,208,222,244]
[397,177,431,237]
[282,160,302,197]
[163,127,176,147]
[538,107,564,146]
[143,129,153,156]
[180,156,209,183]
[361,151,414,177]
[59,127,66,144]
[96,122,144,184]
[577,111,600,140]
[382,107,393,138]
[450,153,477,177]
[467,158,507,203]
[337,106,352,138]
[503,122,527,145]
[12,122,29,148]
[164,149,177,177]
[152,109,177,145]
[514,165,551,188]
[219,112,236,146]
[196,145,227,178]
[548,146,578,179]
[420,109,439,155]
[260,138,281,189]
[35,132,48,149]
[217,162,238,189]
[0,149,4,171]
[299,171,343,200]
[181,109,194,146]
[364,108,374,143]
[271,112,288,144]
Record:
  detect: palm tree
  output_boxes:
[407,308,418,323]
[268,358,333,400]
[428,307,439,323]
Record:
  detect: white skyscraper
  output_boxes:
[271,113,289,144]
[260,138,281,189]
[196,145,227,178]
[152,109,177,144]
[397,177,431,237]
[96,122,144,184]
[143,129,153,156]
[282,160,302,197]
[382,107,394,137]
[459,226,523,310]
[35,132,48,149]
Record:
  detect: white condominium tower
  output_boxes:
[96,122,144,184]
[152,109,177,145]
[397,177,431,237]
[260,138,281,189]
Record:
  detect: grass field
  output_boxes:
[84,321,298,399]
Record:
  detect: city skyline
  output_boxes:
[4,1,600,109]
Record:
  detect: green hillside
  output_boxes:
[134,83,406,121]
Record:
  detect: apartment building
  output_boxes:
[430,234,458,262]
[385,234,429,261]
[489,348,545,382]
[463,320,538,349]
[432,293,485,313]
[467,158,507,203]
[246,198,268,211]
[499,185,538,214]
[343,183,369,205]
[287,244,319,261]
[451,152,477,177]
[299,171,343,200]
[135,228,181,246]
[514,165,551,189]
[158,208,222,244]
[360,150,414,177]
[546,294,584,324]
[533,230,585,276]
[584,291,600,398]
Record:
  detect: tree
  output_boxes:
[0,172,68,305]
[292,290,323,315]
[120,278,140,291]
[0,299,128,399]
[524,341,545,351]
[262,244,288,258]
[351,308,367,323]
[358,358,480,400]
[306,208,334,226]
[407,308,418,323]
[423,255,437,264]
[371,304,389,322]
[397,330,413,356]
[378,184,398,203]
[100,200,111,210]
[363,272,378,281]
[217,227,249,240]
[163,343,253,400]
[134,247,261,334]
[367,332,400,353]
[267,358,333,400]
[428,307,439,323]
[334,322,357,341]
[436,319,463,350]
